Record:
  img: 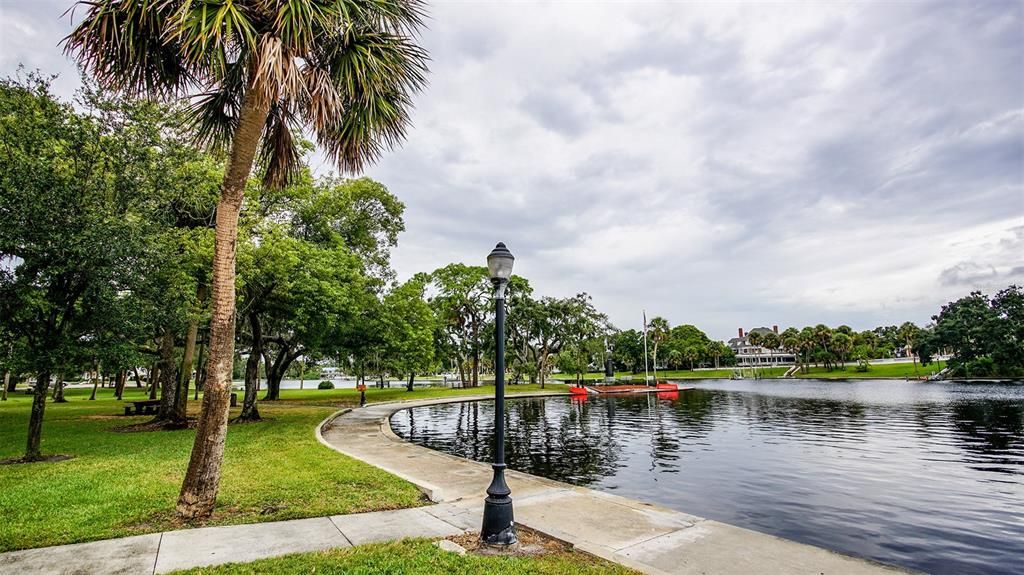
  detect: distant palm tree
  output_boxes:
[66,0,429,521]
[647,317,669,382]
[747,330,763,368]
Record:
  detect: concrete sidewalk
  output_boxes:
[320,394,914,575]
[0,505,471,575]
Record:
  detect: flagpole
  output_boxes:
[642,310,650,386]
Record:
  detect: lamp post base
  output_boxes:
[481,464,517,545]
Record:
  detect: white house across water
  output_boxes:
[727,326,796,367]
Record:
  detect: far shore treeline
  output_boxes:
[1,76,1022,478]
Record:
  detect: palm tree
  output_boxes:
[761,332,780,367]
[66,0,428,520]
[647,317,669,383]
[747,330,763,369]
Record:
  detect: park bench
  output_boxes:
[124,399,160,416]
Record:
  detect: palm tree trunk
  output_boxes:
[177,88,270,521]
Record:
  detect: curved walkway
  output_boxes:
[321,393,913,575]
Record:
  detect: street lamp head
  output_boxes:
[487,242,515,283]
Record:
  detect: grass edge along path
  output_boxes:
[168,538,637,575]
[0,383,567,553]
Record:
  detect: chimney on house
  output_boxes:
[738,328,744,338]
[773,325,778,333]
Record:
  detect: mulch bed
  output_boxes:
[448,526,572,557]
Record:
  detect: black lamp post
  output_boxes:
[481,242,517,546]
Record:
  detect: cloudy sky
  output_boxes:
[2,1,1022,341]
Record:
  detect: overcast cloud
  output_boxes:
[2,1,1022,340]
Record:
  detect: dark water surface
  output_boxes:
[390,380,1024,575]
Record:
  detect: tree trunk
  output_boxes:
[299,358,305,390]
[133,367,143,388]
[52,374,67,403]
[1,370,8,401]
[176,284,207,419]
[262,346,288,401]
[157,330,178,421]
[194,338,206,400]
[148,361,159,400]
[407,372,414,392]
[237,312,262,422]
[114,369,127,400]
[25,371,52,460]
[237,349,261,422]
[177,87,270,521]
[88,369,98,400]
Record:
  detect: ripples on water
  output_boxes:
[390,380,1024,575]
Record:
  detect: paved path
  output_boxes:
[0,505,473,575]
[0,393,915,575]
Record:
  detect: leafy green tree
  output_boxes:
[0,75,150,460]
[381,277,437,391]
[612,330,645,373]
[929,286,1023,377]
[67,0,429,519]
[428,264,491,386]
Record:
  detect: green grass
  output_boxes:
[0,382,567,552]
[171,539,635,575]
[793,360,946,379]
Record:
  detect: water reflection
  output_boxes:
[391,380,1024,575]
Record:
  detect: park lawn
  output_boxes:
[0,383,566,552]
[171,539,635,575]
[795,360,946,379]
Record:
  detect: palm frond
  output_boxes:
[187,54,248,151]
[259,99,302,189]
[63,0,195,98]
[306,25,428,172]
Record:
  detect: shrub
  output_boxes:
[318,381,334,390]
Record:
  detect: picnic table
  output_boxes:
[124,399,160,416]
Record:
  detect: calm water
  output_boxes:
[390,380,1024,575]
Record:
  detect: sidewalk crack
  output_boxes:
[151,533,163,575]
[328,516,354,547]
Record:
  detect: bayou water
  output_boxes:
[391,379,1024,575]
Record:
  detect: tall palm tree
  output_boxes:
[647,316,669,383]
[66,0,428,520]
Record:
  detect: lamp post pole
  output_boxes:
[481,242,517,546]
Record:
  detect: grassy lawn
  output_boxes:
[171,539,635,575]
[0,382,566,552]
[794,360,946,379]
